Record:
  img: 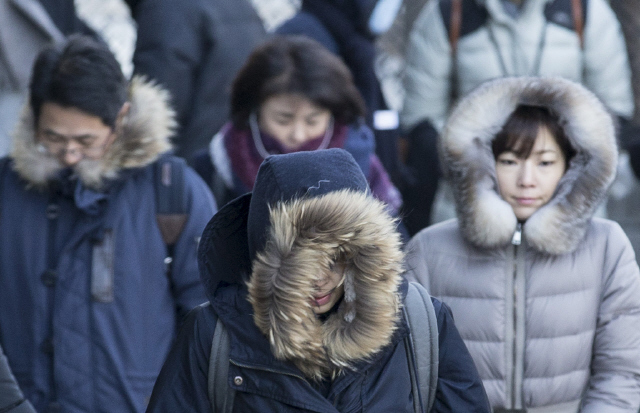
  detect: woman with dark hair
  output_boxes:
[191,35,401,216]
[406,76,640,411]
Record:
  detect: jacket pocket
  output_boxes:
[91,229,114,302]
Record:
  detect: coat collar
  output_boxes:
[10,76,175,190]
[441,76,617,255]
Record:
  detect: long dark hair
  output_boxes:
[230,35,366,129]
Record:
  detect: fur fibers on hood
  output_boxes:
[10,76,175,189]
[441,76,617,255]
[246,189,404,382]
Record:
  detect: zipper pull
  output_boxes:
[511,222,522,246]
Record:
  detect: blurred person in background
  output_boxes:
[124,0,266,160]
[0,0,96,157]
[276,0,407,190]
[400,0,634,235]
[191,35,403,231]
[0,35,215,412]
[406,76,640,412]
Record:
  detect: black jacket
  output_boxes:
[147,149,489,412]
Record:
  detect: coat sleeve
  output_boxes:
[400,0,453,133]
[147,303,217,412]
[170,166,217,319]
[431,298,491,413]
[581,223,640,412]
[582,0,634,119]
[0,344,36,413]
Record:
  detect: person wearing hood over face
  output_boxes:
[147,148,491,412]
[406,76,640,412]
[0,35,216,412]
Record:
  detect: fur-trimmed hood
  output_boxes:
[10,76,175,189]
[441,76,617,255]
[247,189,403,381]
[197,149,404,381]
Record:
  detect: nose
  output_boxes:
[60,141,83,166]
[289,122,308,147]
[517,161,536,187]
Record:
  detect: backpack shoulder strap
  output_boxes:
[544,0,588,49]
[154,155,189,255]
[439,0,488,54]
[208,317,235,413]
[403,282,439,413]
[0,157,10,220]
[449,0,462,55]
[570,0,585,48]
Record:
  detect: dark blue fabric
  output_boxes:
[0,156,216,413]
[130,0,265,159]
[247,149,369,261]
[147,294,490,412]
[148,150,489,411]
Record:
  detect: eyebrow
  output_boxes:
[533,149,558,155]
[42,129,97,141]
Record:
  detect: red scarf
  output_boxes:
[225,122,349,191]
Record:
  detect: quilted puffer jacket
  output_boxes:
[406,77,640,412]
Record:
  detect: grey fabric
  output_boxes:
[407,218,640,411]
[403,282,439,412]
[405,75,640,411]
[91,229,115,303]
[0,0,66,157]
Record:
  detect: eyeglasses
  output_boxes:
[37,129,115,159]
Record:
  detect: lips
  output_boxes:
[514,197,537,205]
[312,292,332,307]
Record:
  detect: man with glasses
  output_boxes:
[0,35,216,412]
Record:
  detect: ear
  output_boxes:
[117,102,131,122]
[114,102,131,134]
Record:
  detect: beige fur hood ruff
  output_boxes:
[10,76,175,189]
[440,76,618,255]
[246,189,404,381]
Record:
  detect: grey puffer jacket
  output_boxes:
[401,0,634,132]
[406,77,640,412]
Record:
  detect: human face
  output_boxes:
[495,126,566,221]
[36,102,120,167]
[258,93,332,150]
[311,263,346,315]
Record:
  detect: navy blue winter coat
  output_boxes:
[0,78,216,412]
[128,0,265,159]
[147,149,489,412]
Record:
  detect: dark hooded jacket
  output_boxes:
[147,149,489,412]
[0,77,216,412]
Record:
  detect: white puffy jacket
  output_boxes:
[401,0,634,132]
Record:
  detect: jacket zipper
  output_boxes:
[511,223,522,409]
